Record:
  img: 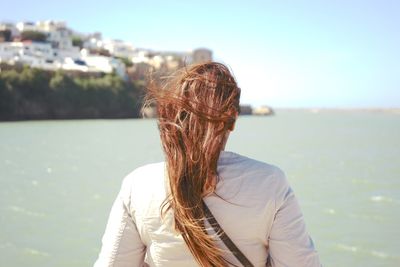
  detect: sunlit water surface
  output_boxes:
[0,109,399,267]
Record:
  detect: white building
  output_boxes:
[0,42,21,62]
[0,41,58,70]
[149,55,164,69]
[131,49,150,64]
[192,48,212,64]
[36,20,75,51]
[82,32,103,50]
[35,21,81,66]
[81,48,126,78]
[35,20,67,32]
[102,39,135,58]
[160,51,187,69]
[84,37,103,50]
[131,50,186,71]
[0,43,126,78]
[61,57,89,72]
[16,21,38,32]
[1,20,213,79]
[56,46,80,60]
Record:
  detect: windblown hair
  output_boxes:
[143,62,241,267]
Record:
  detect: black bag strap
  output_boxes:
[202,200,254,267]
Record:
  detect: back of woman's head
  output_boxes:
[143,62,241,266]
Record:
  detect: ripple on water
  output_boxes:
[351,178,373,185]
[335,243,391,261]
[24,248,50,257]
[348,213,386,222]
[323,208,336,215]
[0,242,16,249]
[7,205,46,217]
[336,243,359,253]
[371,250,389,259]
[370,195,394,203]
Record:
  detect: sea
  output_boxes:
[0,109,399,267]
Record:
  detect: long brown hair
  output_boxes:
[143,62,241,266]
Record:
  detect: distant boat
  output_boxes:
[252,106,274,116]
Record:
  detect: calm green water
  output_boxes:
[0,110,399,267]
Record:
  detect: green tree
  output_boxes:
[20,31,47,42]
[116,56,133,67]
[0,30,12,42]
[71,36,83,49]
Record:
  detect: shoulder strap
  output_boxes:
[202,201,254,267]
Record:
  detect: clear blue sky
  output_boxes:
[3,0,400,108]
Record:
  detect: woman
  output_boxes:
[94,62,321,267]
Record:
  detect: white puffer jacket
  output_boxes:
[94,151,321,267]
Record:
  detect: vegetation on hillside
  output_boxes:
[71,36,84,48]
[0,65,144,120]
[20,31,48,42]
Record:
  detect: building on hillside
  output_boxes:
[61,57,89,72]
[127,62,152,80]
[36,20,66,31]
[192,48,212,64]
[0,22,19,41]
[83,38,103,51]
[1,20,216,80]
[89,32,102,40]
[80,48,126,78]
[16,21,38,32]
[0,41,58,70]
[0,42,21,62]
[148,54,164,70]
[130,49,186,74]
[56,46,80,60]
[131,49,150,64]
[159,51,187,69]
[36,21,81,64]
[102,39,135,59]
[36,20,75,51]
[82,32,103,50]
